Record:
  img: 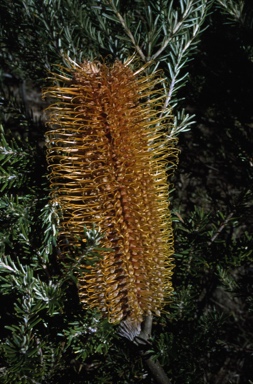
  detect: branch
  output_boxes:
[151,0,195,61]
[208,212,234,245]
[109,0,146,61]
[141,317,171,384]
[119,316,172,383]
[145,357,172,384]
[216,0,244,22]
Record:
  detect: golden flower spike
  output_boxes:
[44,57,179,327]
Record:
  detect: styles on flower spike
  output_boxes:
[44,57,178,325]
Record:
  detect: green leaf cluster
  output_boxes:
[0,0,253,383]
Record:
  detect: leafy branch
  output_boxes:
[102,0,212,135]
[216,0,245,22]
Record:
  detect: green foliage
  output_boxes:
[0,88,117,382]
[0,0,253,383]
[0,202,116,383]
[0,127,32,192]
[166,5,253,380]
[145,207,253,383]
[216,0,253,29]
[0,0,212,135]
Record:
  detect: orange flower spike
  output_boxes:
[44,58,178,324]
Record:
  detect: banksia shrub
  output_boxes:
[44,58,178,326]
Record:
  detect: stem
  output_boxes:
[145,357,172,384]
[110,1,146,61]
[151,0,194,61]
[138,316,172,384]
[119,316,172,383]
[141,314,153,339]
[208,212,234,245]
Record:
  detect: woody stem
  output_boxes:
[137,316,172,384]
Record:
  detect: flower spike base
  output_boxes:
[44,57,178,326]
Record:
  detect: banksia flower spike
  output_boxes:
[44,57,178,326]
